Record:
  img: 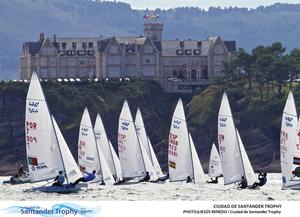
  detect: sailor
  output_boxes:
[292,167,300,178]
[207,176,219,184]
[186,176,192,183]
[237,176,248,189]
[18,165,26,177]
[71,170,96,186]
[251,171,267,189]
[52,170,65,186]
[139,171,150,182]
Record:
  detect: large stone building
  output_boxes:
[19,22,236,92]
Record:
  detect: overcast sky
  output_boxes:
[112,0,300,10]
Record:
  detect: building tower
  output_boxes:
[144,22,163,41]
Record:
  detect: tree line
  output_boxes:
[221,42,300,100]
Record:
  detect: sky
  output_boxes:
[112,0,300,10]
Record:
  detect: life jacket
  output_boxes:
[83,172,96,181]
[57,174,65,184]
[259,176,267,186]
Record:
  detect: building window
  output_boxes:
[87,50,94,56]
[176,50,184,55]
[77,50,86,56]
[214,56,224,65]
[72,42,77,49]
[194,49,201,55]
[82,42,87,49]
[185,49,192,55]
[191,70,197,80]
[143,55,155,64]
[178,70,186,79]
[201,68,208,80]
[79,60,86,65]
[62,42,66,49]
[66,50,75,56]
[180,41,184,47]
[50,57,56,66]
[88,42,93,49]
[172,70,177,77]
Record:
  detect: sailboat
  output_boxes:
[78,108,114,185]
[94,113,122,181]
[208,143,222,179]
[25,72,82,193]
[280,91,300,189]
[135,108,164,178]
[168,98,206,183]
[218,92,256,187]
[118,100,158,182]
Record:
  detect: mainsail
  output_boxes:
[280,91,300,188]
[118,100,158,180]
[94,113,121,180]
[25,72,64,182]
[78,108,114,184]
[135,108,164,178]
[168,99,193,182]
[218,92,245,185]
[208,143,222,178]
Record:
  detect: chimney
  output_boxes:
[53,34,56,43]
[39,33,45,42]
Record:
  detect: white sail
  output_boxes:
[208,143,222,178]
[218,92,245,185]
[147,137,164,178]
[135,108,164,178]
[280,91,299,188]
[236,129,256,186]
[109,140,123,180]
[51,116,81,182]
[25,72,64,182]
[168,98,193,182]
[94,114,117,177]
[135,108,151,158]
[189,133,206,183]
[291,118,300,183]
[118,100,146,178]
[138,137,159,181]
[78,108,114,184]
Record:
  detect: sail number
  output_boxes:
[26,136,37,143]
[118,133,126,153]
[169,133,178,157]
[26,121,37,129]
[28,101,39,114]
